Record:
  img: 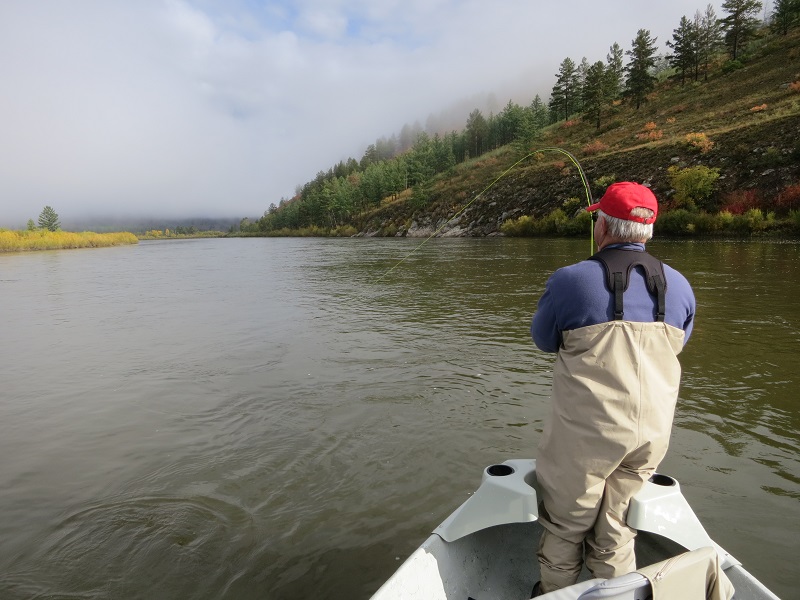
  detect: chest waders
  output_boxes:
[535,249,686,591]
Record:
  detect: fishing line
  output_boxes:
[372,147,594,285]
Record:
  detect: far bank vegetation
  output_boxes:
[0,228,138,252]
[240,1,800,239]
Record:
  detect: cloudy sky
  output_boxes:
[0,0,729,227]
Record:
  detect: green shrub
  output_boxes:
[721,60,744,74]
[790,210,800,233]
[656,209,694,235]
[668,165,720,211]
[501,215,537,236]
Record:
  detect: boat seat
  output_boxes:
[535,546,735,600]
[535,573,649,600]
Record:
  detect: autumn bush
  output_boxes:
[636,122,663,141]
[582,140,609,155]
[775,184,800,215]
[719,189,763,214]
[685,132,715,153]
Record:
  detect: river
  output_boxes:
[0,237,797,599]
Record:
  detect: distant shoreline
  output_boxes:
[0,230,139,252]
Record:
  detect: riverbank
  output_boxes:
[0,229,138,252]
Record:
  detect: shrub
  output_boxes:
[668,165,721,211]
[732,209,770,233]
[582,140,609,155]
[331,225,357,237]
[750,103,768,112]
[594,174,617,191]
[690,212,721,234]
[562,197,584,216]
[775,184,800,215]
[636,122,663,141]
[561,119,580,128]
[501,215,537,236]
[790,210,800,233]
[500,210,591,237]
[721,60,744,74]
[720,189,763,214]
[685,132,714,153]
[656,209,694,235]
[788,80,800,93]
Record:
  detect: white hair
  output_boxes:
[598,208,654,241]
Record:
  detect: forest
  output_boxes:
[241,0,800,238]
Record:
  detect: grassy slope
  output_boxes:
[359,29,800,237]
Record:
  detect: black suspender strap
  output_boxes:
[651,274,666,322]
[588,248,668,323]
[613,272,625,320]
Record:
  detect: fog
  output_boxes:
[0,1,725,228]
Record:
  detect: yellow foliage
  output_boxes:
[685,132,715,153]
[636,122,663,141]
[0,229,138,252]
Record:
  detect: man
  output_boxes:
[530,182,696,594]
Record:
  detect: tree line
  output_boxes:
[246,0,800,235]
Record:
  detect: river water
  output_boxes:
[0,237,797,599]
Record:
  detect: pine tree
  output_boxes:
[583,61,607,129]
[624,29,659,109]
[605,43,625,99]
[696,5,723,81]
[550,57,579,121]
[575,57,590,113]
[772,0,800,34]
[667,16,699,85]
[720,0,763,60]
[38,206,60,231]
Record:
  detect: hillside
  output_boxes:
[353,29,800,238]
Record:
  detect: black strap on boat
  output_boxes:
[588,248,667,322]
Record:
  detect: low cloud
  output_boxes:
[0,0,718,227]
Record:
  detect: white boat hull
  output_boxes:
[371,460,779,600]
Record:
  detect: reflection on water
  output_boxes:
[0,237,797,599]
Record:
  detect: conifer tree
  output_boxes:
[667,16,699,85]
[550,57,579,121]
[720,0,763,60]
[695,5,723,80]
[605,43,625,99]
[772,0,800,34]
[582,61,607,129]
[624,29,659,109]
[38,206,60,231]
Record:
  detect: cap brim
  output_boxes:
[586,202,601,212]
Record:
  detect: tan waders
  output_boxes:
[535,320,685,593]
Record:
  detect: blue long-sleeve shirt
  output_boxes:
[531,243,696,353]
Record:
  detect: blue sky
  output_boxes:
[0,0,741,226]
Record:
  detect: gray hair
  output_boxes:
[598,208,654,241]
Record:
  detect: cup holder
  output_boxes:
[649,474,677,487]
[486,464,515,477]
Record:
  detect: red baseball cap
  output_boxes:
[586,182,658,224]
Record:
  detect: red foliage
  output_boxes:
[720,189,763,214]
[775,184,800,214]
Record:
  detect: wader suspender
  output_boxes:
[588,248,667,322]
